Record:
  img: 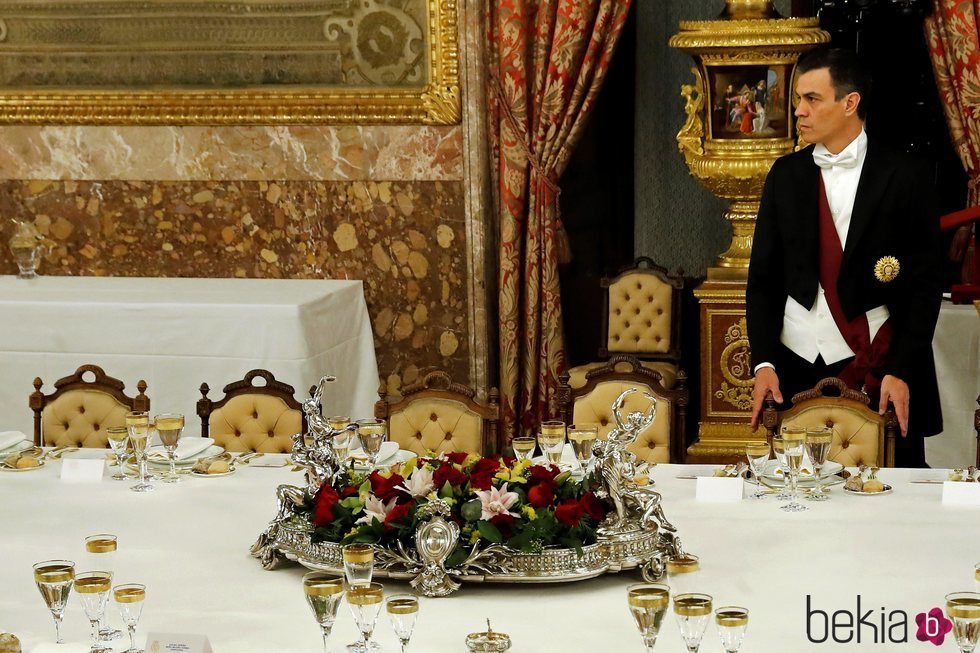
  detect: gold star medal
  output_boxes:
[874,256,900,283]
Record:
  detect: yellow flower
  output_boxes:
[400,457,418,478]
[464,453,481,467]
[522,505,537,520]
[345,527,360,538]
[469,530,481,545]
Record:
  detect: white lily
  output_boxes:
[398,466,435,498]
[356,494,398,526]
[475,482,520,521]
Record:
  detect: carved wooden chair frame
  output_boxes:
[197,368,306,439]
[762,377,898,467]
[557,354,689,463]
[29,363,149,446]
[374,371,501,456]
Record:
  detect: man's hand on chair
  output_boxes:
[750,367,782,430]
[879,374,909,436]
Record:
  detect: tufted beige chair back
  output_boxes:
[558,355,688,465]
[30,364,150,447]
[376,372,499,457]
[762,378,897,467]
[601,257,683,360]
[197,369,304,453]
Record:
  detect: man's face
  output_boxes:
[794,67,858,145]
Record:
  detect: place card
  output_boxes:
[909,470,947,484]
[676,465,718,479]
[695,476,744,502]
[145,632,213,653]
[248,457,289,468]
[941,481,980,506]
[59,458,105,483]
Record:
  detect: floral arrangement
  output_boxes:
[295,452,610,564]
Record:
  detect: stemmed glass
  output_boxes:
[511,437,536,463]
[945,592,980,653]
[347,583,385,653]
[114,584,146,653]
[744,441,771,499]
[106,427,129,481]
[568,424,599,474]
[627,583,670,652]
[329,416,352,465]
[355,419,387,472]
[154,413,185,483]
[344,544,377,652]
[975,563,979,593]
[303,572,345,653]
[538,421,566,467]
[715,606,749,653]
[126,411,153,492]
[779,428,808,513]
[665,554,700,597]
[771,436,791,501]
[76,571,113,653]
[33,560,75,644]
[805,427,833,501]
[85,534,121,641]
[673,593,713,653]
[386,594,420,653]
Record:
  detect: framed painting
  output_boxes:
[706,64,792,140]
[0,0,460,124]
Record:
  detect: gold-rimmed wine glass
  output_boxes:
[125,411,153,492]
[355,419,387,472]
[511,436,536,463]
[771,435,791,501]
[674,593,713,653]
[114,583,146,653]
[329,416,353,465]
[348,583,385,653]
[744,441,770,500]
[538,420,566,466]
[975,563,979,593]
[85,534,121,642]
[779,427,807,512]
[715,606,749,653]
[154,413,185,483]
[33,560,74,644]
[303,572,345,653]
[343,543,375,588]
[568,424,599,473]
[106,426,129,481]
[386,594,419,653]
[627,583,670,652]
[946,592,980,653]
[665,554,700,597]
[76,571,113,653]
[805,426,833,501]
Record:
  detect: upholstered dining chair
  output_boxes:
[566,257,684,390]
[762,377,898,468]
[557,354,689,464]
[197,369,304,453]
[374,371,500,457]
[30,364,150,447]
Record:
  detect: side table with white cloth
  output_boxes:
[0,276,380,438]
[928,301,980,468]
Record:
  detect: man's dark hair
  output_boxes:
[797,47,871,120]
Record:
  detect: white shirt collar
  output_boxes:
[812,128,867,169]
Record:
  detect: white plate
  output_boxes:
[761,460,843,487]
[146,445,225,467]
[0,440,34,456]
[0,458,46,472]
[843,483,893,496]
[191,466,236,478]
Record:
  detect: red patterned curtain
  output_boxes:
[488,0,633,442]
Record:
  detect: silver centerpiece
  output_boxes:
[251,379,688,595]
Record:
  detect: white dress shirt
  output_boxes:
[756,129,890,373]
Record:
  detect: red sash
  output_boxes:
[817,176,892,392]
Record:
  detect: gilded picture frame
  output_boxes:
[0,0,460,125]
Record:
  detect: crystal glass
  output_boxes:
[627,583,670,652]
[805,427,833,502]
[303,572,345,653]
[673,593,713,653]
[771,436,791,501]
[154,413,185,483]
[975,563,979,593]
[106,427,129,481]
[9,220,42,279]
[779,428,807,513]
[347,583,385,653]
[114,584,146,653]
[76,571,113,653]
[343,543,375,588]
[538,420,566,466]
[33,560,75,644]
[511,437,536,463]
[715,606,749,653]
[568,424,599,472]
[355,419,387,471]
[665,554,700,597]
[329,416,353,464]
[126,411,153,493]
[85,534,121,641]
[386,594,419,653]
[946,592,980,653]
[745,441,770,500]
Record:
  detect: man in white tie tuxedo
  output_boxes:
[747,47,943,467]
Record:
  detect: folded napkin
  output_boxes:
[0,431,29,451]
[148,437,214,461]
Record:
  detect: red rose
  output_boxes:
[469,472,494,491]
[444,451,469,465]
[433,464,468,488]
[340,484,359,498]
[369,471,404,502]
[580,492,607,523]
[528,465,560,484]
[527,480,555,508]
[471,458,500,475]
[554,499,584,528]
[312,484,341,527]
[383,501,413,530]
[489,513,515,539]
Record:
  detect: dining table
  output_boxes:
[2,448,978,653]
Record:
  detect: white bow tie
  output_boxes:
[813,148,859,170]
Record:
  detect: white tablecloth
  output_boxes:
[0,276,380,437]
[2,458,978,653]
[928,302,980,468]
